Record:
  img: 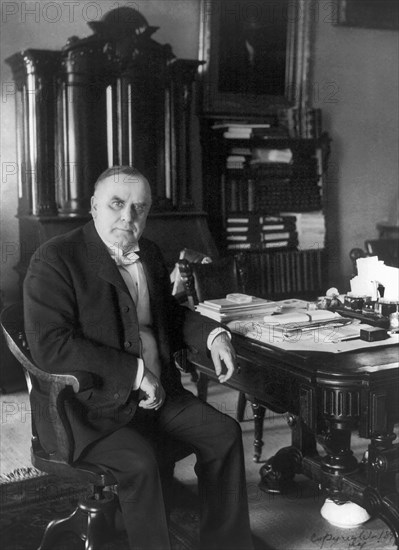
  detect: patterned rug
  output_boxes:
[1,469,199,550]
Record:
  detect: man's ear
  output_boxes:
[90,196,96,217]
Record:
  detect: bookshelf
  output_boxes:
[200,119,331,300]
[5,7,205,293]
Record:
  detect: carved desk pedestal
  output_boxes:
[188,336,399,543]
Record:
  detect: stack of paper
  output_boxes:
[195,297,278,323]
[262,309,341,326]
[261,310,351,336]
[280,211,325,250]
[351,256,399,301]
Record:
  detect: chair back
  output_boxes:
[365,239,399,268]
[1,303,39,422]
[178,255,246,307]
[0,304,93,471]
[350,238,399,276]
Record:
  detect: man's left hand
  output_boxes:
[210,332,236,383]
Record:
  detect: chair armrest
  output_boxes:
[2,326,94,392]
[177,259,198,309]
[1,304,96,464]
[47,372,95,464]
[50,371,94,394]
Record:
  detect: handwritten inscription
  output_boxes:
[310,529,394,549]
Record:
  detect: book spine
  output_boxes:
[261,231,292,241]
[262,240,290,248]
[226,235,249,242]
[226,243,253,250]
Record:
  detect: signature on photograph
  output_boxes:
[310,529,394,549]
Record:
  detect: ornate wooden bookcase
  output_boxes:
[6,7,212,287]
[197,0,331,300]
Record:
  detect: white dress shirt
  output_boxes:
[104,240,230,391]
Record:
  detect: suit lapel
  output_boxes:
[138,240,160,307]
[138,240,165,330]
[82,221,131,296]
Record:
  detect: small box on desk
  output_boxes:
[360,326,389,342]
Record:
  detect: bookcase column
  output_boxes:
[58,41,107,214]
[168,60,203,209]
[6,50,60,216]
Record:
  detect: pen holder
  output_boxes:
[344,295,371,312]
[375,299,399,318]
[362,300,377,315]
[317,296,342,310]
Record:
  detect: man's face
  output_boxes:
[91,173,151,250]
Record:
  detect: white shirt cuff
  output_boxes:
[132,358,145,390]
[207,327,231,350]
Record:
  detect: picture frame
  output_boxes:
[198,0,314,117]
[334,0,399,30]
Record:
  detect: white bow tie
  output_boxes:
[113,250,140,266]
[108,244,141,266]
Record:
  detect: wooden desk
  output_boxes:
[188,336,399,543]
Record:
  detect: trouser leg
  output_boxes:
[81,426,171,550]
[157,391,254,550]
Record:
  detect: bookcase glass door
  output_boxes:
[200,118,331,300]
[6,7,203,290]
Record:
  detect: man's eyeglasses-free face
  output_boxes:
[109,199,150,216]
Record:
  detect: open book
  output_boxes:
[196,297,279,323]
[263,309,341,326]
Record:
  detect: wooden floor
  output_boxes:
[1,377,397,549]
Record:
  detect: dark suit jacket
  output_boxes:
[23,221,219,461]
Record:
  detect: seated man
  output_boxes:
[23,166,254,550]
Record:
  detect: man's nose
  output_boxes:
[120,205,137,223]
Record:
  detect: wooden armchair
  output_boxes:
[2,303,197,548]
[1,303,120,550]
[177,255,269,462]
[350,238,399,275]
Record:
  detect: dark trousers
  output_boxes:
[82,390,253,550]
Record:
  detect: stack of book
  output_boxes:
[252,149,321,212]
[280,211,325,250]
[225,213,298,251]
[224,142,322,215]
[260,215,298,249]
[255,178,322,212]
[226,154,246,170]
[242,248,325,297]
[212,122,273,140]
[195,296,278,323]
[226,146,252,170]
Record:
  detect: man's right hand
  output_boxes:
[138,368,165,410]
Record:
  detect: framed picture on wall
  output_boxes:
[334,0,399,30]
[198,0,314,117]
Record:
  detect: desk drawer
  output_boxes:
[188,353,298,413]
[233,354,297,412]
[187,348,301,414]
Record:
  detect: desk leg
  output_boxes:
[319,425,358,477]
[364,434,399,545]
[250,400,266,463]
[288,414,318,457]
